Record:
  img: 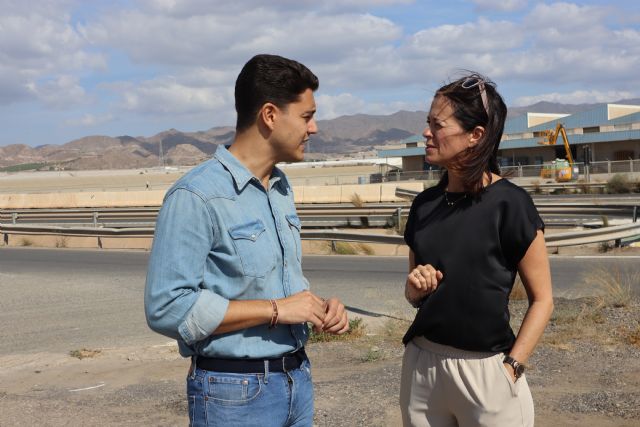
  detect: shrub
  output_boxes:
[333,241,358,255]
[20,238,33,246]
[598,241,613,253]
[606,174,634,194]
[350,193,364,208]
[308,317,365,343]
[55,236,68,248]
[69,348,102,359]
[356,243,375,255]
[583,266,637,308]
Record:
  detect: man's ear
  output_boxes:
[469,125,485,148]
[259,103,278,131]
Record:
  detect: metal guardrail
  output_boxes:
[1,200,639,230]
[2,223,640,248]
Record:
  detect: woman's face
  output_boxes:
[422,96,473,168]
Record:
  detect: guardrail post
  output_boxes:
[518,165,523,177]
[634,206,638,223]
[12,212,17,224]
[631,159,634,173]
[585,165,590,183]
[3,233,7,245]
[607,160,611,174]
[93,212,98,227]
[396,207,402,230]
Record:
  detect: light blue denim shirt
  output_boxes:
[144,145,309,359]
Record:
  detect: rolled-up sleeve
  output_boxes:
[144,188,229,345]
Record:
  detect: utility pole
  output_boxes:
[159,139,165,168]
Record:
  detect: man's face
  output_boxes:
[270,88,318,163]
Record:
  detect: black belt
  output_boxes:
[196,348,307,374]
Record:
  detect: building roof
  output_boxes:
[523,104,640,133]
[377,103,640,158]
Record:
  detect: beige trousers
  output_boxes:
[400,337,534,427]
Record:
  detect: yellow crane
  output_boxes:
[538,123,579,182]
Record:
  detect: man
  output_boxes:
[144,54,349,427]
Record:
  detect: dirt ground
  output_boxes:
[1,295,638,427]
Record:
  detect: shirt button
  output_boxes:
[251,234,256,241]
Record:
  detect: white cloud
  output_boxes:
[0,2,105,105]
[114,76,231,116]
[514,90,637,107]
[316,92,423,120]
[65,113,114,127]
[472,0,527,12]
[26,75,89,108]
[140,0,412,16]
[83,9,400,67]
[407,17,523,55]
[3,0,640,145]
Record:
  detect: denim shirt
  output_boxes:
[144,145,309,358]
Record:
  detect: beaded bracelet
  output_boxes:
[269,299,279,329]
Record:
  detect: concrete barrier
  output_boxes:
[339,184,382,203]
[297,185,342,204]
[0,183,426,208]
[0,190,166,209]
[380,182,424,202]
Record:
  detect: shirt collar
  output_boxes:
[215,145,286,192]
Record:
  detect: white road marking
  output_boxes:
[552,255,640,259]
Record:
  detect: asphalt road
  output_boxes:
[1,247,638,356]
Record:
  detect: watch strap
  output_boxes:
[503,355,525,378]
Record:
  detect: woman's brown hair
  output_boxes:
[436,72,508,194]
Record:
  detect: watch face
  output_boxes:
[515,364,525,376]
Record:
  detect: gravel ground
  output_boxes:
[1,296,638,426]
[310,296,640,426]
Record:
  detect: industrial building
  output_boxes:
[379,103,640,172]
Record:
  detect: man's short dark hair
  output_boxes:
[235,54,319,132]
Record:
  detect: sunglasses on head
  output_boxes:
[461,77,489,115]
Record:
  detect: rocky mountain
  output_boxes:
[1,98,639,170]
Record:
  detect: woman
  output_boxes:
[399,73,553,427]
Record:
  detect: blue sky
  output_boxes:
[1,0,639,147]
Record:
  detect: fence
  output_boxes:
[286,159,640,186]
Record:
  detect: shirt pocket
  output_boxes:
[228,219,275,278]
[285,213,302,262]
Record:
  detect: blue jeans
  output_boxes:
[186,359,314,427]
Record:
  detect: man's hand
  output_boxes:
[277,291,326,331]
[321,297,349,335]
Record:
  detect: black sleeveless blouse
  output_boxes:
[403,179,544,352]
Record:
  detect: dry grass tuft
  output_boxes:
[356,243,375,255]
[350,193,365,208]
[308,317,365,343]
[584,266,637,308]
[333,241,358,255]
[69,348,102,359]
[626,327,640,347]
[20,238,34,247]
[55,236,68,248]
[331,241,375,255]
[541,265,639,350]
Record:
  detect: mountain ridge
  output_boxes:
[2,98,639,170]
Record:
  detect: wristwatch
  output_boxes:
[503,355,525,379]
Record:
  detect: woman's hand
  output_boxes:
[405,263,443,307]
